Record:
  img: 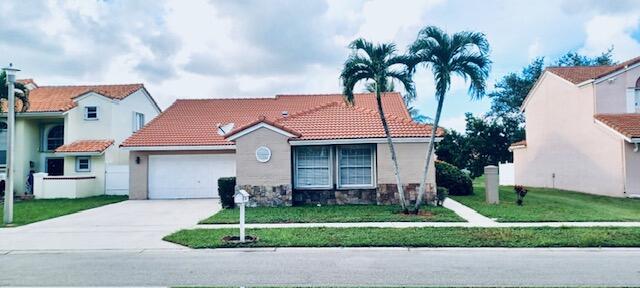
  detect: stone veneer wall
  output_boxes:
[376,183,435,205]
[293,189,377,205]
[238,184,292,207]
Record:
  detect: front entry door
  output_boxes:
[46,158,64,176]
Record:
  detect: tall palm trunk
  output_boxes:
[414,92,445,211]
[375,87,407,211]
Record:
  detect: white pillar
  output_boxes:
[3,65,18,225]
[239,202,245,242]
[484,165,499,204]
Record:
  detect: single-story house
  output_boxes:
[121,92,443,206]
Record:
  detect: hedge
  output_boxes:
[218,177,236,208]
[435,160,473,196]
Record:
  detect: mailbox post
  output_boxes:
[233,189,250,242]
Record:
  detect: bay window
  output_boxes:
[294,146,331,188]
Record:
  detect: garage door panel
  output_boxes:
[148,154,235,199]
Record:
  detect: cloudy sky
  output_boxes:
[1,0,639,131]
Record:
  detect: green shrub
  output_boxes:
[436,187,448,206]
[435,160,473,196]
[218,177,236,208]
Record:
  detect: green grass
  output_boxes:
[0,195,127,227]
[200,204,464,224]
[450,177,640,222]
[165,226,640,248]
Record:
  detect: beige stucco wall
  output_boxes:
[515,72,626,197]
[234,127,291,187]
[128,149,235,200]
[377,142,436,186]
[595,65,640,113]
[13,118,42,195]
[624,142,640,197]
[63,154,106,196]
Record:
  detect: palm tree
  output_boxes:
[340,38,417,211]
[409,26,491,211]
[0,71,30,112]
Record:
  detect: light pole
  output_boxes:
[3,63,19,225]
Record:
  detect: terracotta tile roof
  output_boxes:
[546,56,640,84]
[595,114,640,140]
[55,139,114,153]
[121,92,435,147]
[16,79,37,87]
[275,101,441,140]
[8,82,143,112]
[510,140,527,147]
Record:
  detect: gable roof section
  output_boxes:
[55,139,114,154]
[121,92,434,148]
[10,82,144,112]
[546,56,640,85]
[594,114,640,142]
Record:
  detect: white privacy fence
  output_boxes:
[106,165,129,195]
[498,162,515,186]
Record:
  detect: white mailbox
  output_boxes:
[234,189,250,204]
[234,189,250,242]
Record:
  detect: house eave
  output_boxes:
[289,137,443,146]
[120,145,236,151]
[54,151,105,156]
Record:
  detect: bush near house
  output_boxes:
[435,160,473,196]
[218,177,236,208]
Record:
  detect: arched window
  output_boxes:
[635,77,640,89]
[47,125,64,151]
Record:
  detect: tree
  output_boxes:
[434,128,468,169]
[364,77,431,124]
[409,26,491,211]
[0,71,30,112]
[463,113,512,177]
[555,47,615,66]
[340,38,417,211]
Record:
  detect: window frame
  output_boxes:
[75,156,91,172]
[293,145,333,189]
[133,112,145,132]
[46,125,65,151]
[336,144,376,189]
[84,106,99,120]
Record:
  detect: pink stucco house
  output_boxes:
[511,56,640,198]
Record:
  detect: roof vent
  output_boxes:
[281,111,289,117]
[216,122,235,136]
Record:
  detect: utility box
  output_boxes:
[485,165,499,204]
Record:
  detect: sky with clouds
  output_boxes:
[1,0,639,132]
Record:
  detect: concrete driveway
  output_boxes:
[0,199,220,251]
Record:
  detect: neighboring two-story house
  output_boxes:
[3,80,160,198]
[511,56,640,198]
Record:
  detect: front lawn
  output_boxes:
[0,195,127,227]
[200,204,463,224]
[451,177,640,222]
[165,226,640,248]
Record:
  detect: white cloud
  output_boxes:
[580,14,640,61]
[1,0,639,115]
[440,115,467,133]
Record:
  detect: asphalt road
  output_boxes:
[1,248,639,287]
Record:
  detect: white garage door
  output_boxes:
[148,154,236,199]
